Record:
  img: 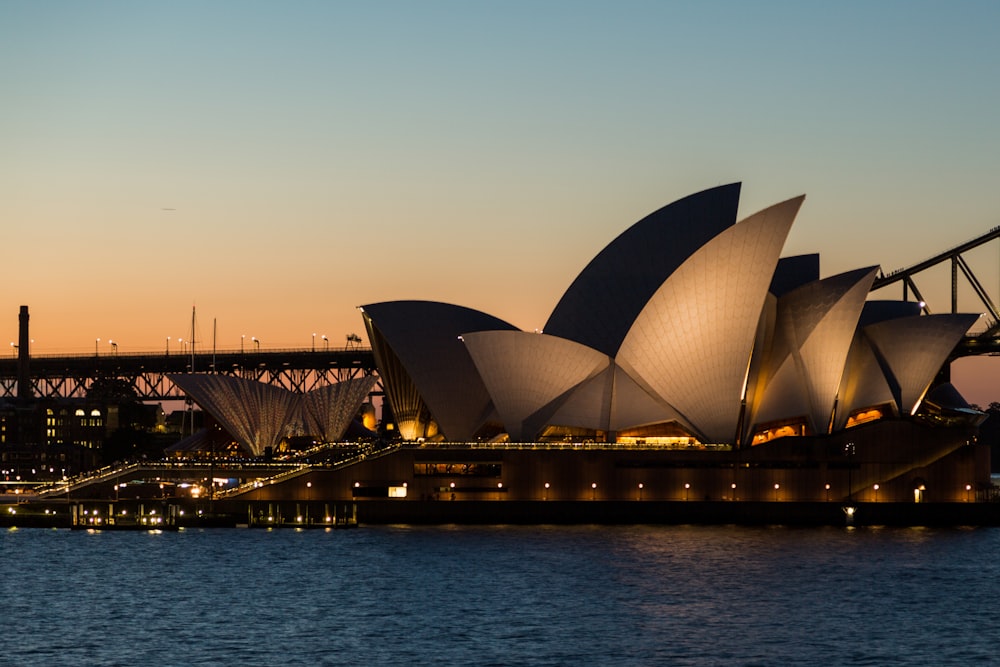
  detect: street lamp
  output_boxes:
[312,333,316,352]
[241,335,245,353]
[591,482,597,500]
[322,335,329,350]
[825,483,831,502]
[845,442,856,501]
[774,483,780,501]
[684,482,690,501]
[110,340,117,356]
[166,337,170,355]
[252,336,260,351]
[638,482,643,501]
[966,484,972,502]
[95,338,100,356]
[543,482,549,500]
[873,483,879,502]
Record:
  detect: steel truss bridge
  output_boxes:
[0,347,378,401]
[871,225,1000,358]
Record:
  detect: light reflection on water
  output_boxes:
[4,524,998,666]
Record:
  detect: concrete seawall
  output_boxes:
[5,499,1000,528]
[351,500,1000,527]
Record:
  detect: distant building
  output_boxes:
[0,398,106,479]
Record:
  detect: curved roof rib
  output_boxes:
[544,183,741,357]
[167,374,302,456]
[747,267,878,435]
[462,331,611,441]
[301,376,379,443]
[835,333,901,429]
[834,300,926,429]
[864,313,979,416]
[617,195,803,444]
[361,301,519,441]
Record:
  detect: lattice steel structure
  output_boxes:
[873,227,1000,328]
[0,348,379,401]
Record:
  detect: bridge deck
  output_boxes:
[0,348,379,400]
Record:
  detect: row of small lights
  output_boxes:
[345,481,978,500]
[32,332,361,355]
[95,334,345,354]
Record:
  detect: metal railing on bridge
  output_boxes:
[0,347,378,400]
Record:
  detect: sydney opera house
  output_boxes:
[172,183,990,513]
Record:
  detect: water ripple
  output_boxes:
[4,524,998,666]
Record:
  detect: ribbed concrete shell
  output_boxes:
[616,196,803,443]
[544,183,741,356]
[769,254,821,297]
[833,301,926,430]
[561,364,686,434]
[300,376,379,443]
[361,301,518,441]
[168,374,302,456]
[865,313,980,416]
[462,331,611,441]
[168,374,377,455]
[746,267,878,436]
[857,300,924,328]
[358,186,979,448]
[834,332,897,430]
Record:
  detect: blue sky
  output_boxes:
[3,1,1000,400]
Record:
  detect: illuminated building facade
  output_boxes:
[362,184,982,447]
[172,183,992,512]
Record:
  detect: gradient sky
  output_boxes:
[3,2,1000,402]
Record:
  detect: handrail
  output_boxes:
[873,225,1000,288]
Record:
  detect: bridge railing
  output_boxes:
[18,345,372,360]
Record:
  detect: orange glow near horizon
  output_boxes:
[4,3,1000,406]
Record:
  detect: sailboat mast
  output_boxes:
[190,305,196,372]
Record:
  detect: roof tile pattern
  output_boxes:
[616,196,802,443]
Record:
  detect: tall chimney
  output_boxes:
[18,305,31,400]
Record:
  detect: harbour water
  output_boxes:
[4,524,998,666]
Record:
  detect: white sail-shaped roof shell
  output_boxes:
[865,313,979,416]
[300,376,379,443]
[833,300,925,430]
[616,196,802,444]
[544,183,741,356]
[551,364,687,434]
[746,267,877,435]
[462,331,611,441]
[169,374,376,455]
[167,374,302,456]
[834,333,897,430]
[361,301,518,441]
